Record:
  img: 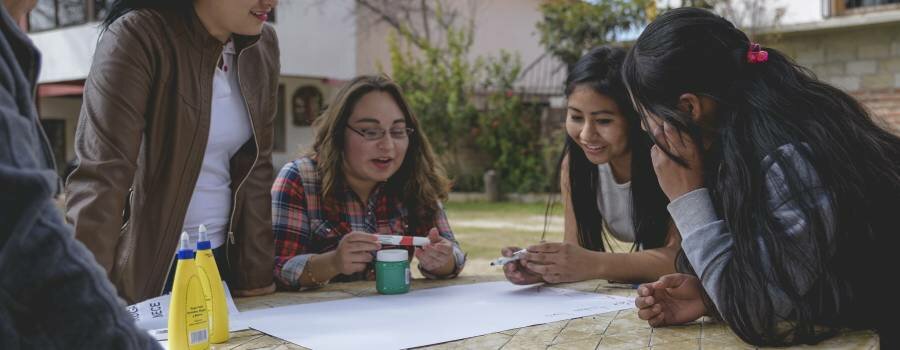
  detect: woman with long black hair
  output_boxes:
[66,0,280,303]
[501,46,678,285]
[627,7,900,346]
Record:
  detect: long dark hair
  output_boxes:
[623,7,900,346]
[547,46,669,252]
[101,0,191,29]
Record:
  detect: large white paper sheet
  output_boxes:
[242,281,632,350]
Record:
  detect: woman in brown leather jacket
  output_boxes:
[65,0,280,304]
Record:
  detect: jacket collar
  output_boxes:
[177,6,262,54]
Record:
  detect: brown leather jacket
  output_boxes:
[65,8,279,304]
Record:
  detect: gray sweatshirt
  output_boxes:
[668,144,834,324]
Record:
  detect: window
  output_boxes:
[846,0,900,9]
[28,0,112,32]
[29,0,58,31]
[832,0,900,15]
[40,119,67,177]
[292,86,323,127]
[58,0,87,26]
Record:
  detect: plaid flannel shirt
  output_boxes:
[272,157,466,289]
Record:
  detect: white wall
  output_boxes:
[354,0,554,81]
[34,76,334,171]
[29,1,358,83]
[29,24,101,83]
[467,0,544,65]
[272,0,357,80]
[655,0,823,27]
[779,0,823,25]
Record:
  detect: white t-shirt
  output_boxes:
[182,41,252,248]
[595,162,635,243]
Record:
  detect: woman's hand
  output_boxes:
[500,246,544,285]
[635,273,707,327]
[520,242,597,284]
[648,119,705,201]
[415,228,455,276]
[329,231,381,275]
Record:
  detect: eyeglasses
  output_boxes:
[347,125,415,141]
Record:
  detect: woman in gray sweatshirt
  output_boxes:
[622,7,900,347]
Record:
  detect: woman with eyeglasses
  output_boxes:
[271,75,466,289]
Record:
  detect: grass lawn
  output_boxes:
[441,201,564,276]
[438,200,633,277]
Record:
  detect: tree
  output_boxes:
[476,53,547,193]
[710,0,786,39]
[358,0,545,192]
[536,0,652,70]
[661,0,787,39]
[354,0,475,58]
[386,22,482,179]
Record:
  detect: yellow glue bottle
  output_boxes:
[168,232,210,350]
[196,224,229,343]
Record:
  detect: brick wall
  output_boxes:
[768,22,900,134]
[853,89,900,133]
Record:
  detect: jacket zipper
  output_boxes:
[160,255,177,294]
[226,43,261,249]
[120,187,134,231]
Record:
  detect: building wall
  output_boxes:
[766,21,900,132]
[273,76,344,170]
[655,0,822,28]
[352,0,559,189]
[28,1,359,176]
[35,75,343,175]
[273,1,357,80]
[31,1,357,83]
[29,24,100,83]
[778,0,822,25]
[355,0,546,77]
[38,97,82,163]
[36,97,82,175]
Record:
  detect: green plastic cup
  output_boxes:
[375,249,410,295]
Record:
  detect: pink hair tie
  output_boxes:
[747,43,768,64]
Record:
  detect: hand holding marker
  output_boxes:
[490,248,527,266]
[375,234,429,247]
[491,223,548,266]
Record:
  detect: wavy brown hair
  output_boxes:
[310,75,451,231]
